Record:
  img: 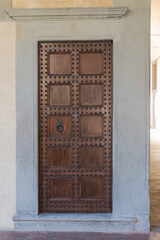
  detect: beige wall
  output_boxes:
[12,0,112,8]
[151,0,160,61]
[151,0,160,35]
[0,22,16,229]
[151,0,160,128]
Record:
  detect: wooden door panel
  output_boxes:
[80,84,104,106]
[80,177,103,199]
[79,52,104,75]
[48,115,72,137]
[49,84,71,106]
[49,147,71,168]
[79,146,104,168]
[49,178,72,199]
[48,52,72,75]
[80,115,104,137]
[39,41,112,213]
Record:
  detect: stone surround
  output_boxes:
[4,0,151,232]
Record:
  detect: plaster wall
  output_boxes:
[12,0,112,8]
[0,0,111,231]
[0,0,150,232]
[0,22,16,230]
[13,0,150,232]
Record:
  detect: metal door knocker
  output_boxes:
[56,121,64,133]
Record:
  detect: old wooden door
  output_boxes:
[39,41,112,213]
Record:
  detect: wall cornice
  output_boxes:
[6,7,128,21]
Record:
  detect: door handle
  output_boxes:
[56,121,64,133]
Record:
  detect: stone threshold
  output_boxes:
[13,214,137,223]
[13,214,137,232]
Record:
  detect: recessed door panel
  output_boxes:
[49,84,71,106]
[80,115,104,137]
[39,41,112,213]
[49,147,71,168]
[79,146,104,168]
[80,177,103,199]
[79,52,104,75]
[48,115,72,137]
[80,84,104,106]
[48,52,72,75]
[49,178,71,199]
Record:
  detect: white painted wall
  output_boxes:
[0,22,16,229]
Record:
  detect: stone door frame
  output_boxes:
[6,6,150,232]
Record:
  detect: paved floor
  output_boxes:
[0,232,159,240]
[150,129,160,227]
